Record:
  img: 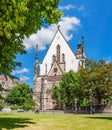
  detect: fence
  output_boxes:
[64,105,112,114]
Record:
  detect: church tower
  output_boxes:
[33,26,86,110]
[75,36,86,68]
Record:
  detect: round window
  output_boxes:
[54,68,58,73]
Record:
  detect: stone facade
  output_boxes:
[0,76,23,98]
[33,27,86,110]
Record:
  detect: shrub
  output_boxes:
[10,105,22,110]
[80,98,90,107]
[0,105,3,111]
[22,105,35,111]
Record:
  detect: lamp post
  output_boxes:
[74,98,78,114]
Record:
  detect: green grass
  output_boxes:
[0,112,112,130]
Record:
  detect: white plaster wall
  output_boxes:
[40,30,79,75]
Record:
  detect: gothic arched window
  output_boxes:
[78,60,83,68]
[52,55,56,63]
[37,65,40,72]
[62,53,65,62]
[56,44,60,62]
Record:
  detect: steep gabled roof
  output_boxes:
[41,27,75,63]
[39,26,79,75]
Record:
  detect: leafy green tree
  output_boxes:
[77,68,91,106]
[0,85,2,99]
[0,84,5,110]
[90,60,112,104]
[0,84,4,99]
[80,98,90,107]
[5,84,34,107]
[52,70,79,108]
[0,0,62,76]
[78,59,112,105]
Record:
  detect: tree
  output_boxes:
[90,60,112,104]
[78,59,112,105]
[0,0,62,76]
[52,70,79,108]
[5,84,34,107]
[0,85,3,105]
[0,85,3,99]
[77,68,91,105]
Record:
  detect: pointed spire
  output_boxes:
[81,36,84,48]
[35,44,38,60]
[77,42,81,49]
[34,44,40,76]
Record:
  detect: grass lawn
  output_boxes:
[0,112,112,130]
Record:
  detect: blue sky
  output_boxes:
[13,0,112,87]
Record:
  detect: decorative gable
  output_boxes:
[48,61,63,76]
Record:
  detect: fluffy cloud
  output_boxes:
[23,16,80,51]
[12,68,29,75]
[59,4,85,12]
[58,17,80,40]
[23,5,84,51]
[59,5,75,10]
[105,56,112,63]
[19,75,30,82]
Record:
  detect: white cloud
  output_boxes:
[105,56,112,63]
[12,68,29,75]
[59,5,75,10]
[19,75,30,82]
[58,4,85,12]
[23,16,80,51]
[58,17,80,41]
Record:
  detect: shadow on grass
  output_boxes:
[0,117,36,129]
[85,116,112,120]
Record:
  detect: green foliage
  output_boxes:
[52,70,79,107]
[0,86,2,99]
[53,60,112,108]
[80,98,90,107]
[10,105,22,110]
[0,84,4,110]
[22,98,35,111]
[0,98,3,110]
[78,59,112,105]
[11,104,35,111]
[0,0,62,76]
[5,84,35,108]
[22,104,35,111]
[0,105,3,111]
[0,97,3,111]
[0,84,5,110]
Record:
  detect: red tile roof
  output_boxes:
[0,76,6,80]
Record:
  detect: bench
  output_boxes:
[17,109,24,112]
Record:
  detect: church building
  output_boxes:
[33,26,86,110]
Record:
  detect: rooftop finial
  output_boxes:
[57,24,60,30]
[82,36,84,47]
